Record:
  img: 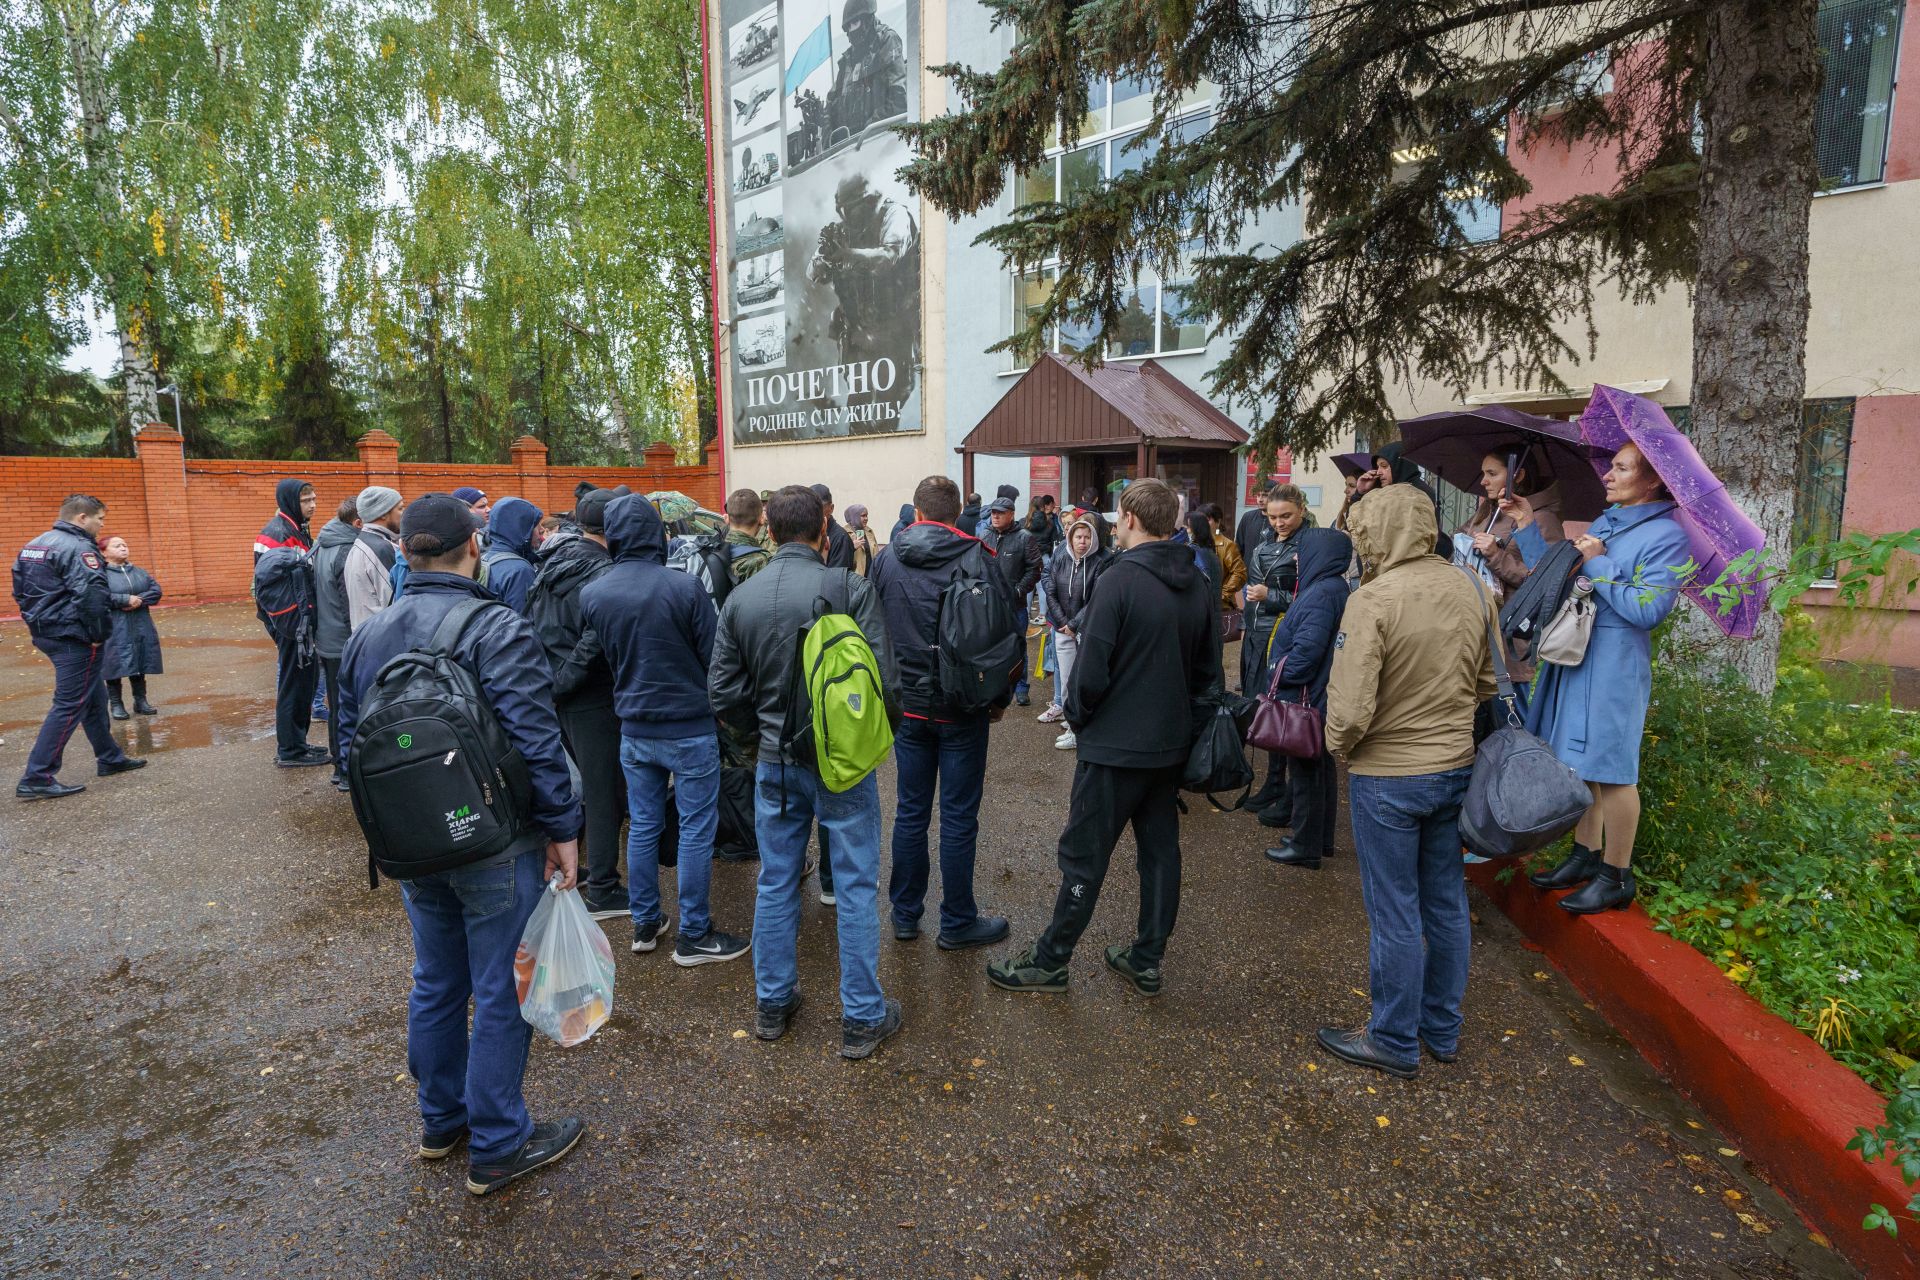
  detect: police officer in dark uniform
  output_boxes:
[12,494,145,800]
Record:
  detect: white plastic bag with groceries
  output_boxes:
[516,875,616,1047]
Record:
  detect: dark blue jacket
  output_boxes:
[579,493,717,740]
[12,520,113,644]
[335,571,582,847]
[479,497,541,613]
[1266,527,1353,710]
[868,520,1020,723]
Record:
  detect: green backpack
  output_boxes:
[778,571,894,792]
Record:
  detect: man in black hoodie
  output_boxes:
[311,498,363,790]
[255,477,328,767]
[810,484,856,571]
[580,494,750,967]
[526,488,624,918]
[868,475,1017,950]
[988,479,1221,997]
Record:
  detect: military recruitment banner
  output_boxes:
[716,0,923,446]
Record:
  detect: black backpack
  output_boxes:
[935,547,1023,713]
[346,599,532,888]
[253,547,315,647]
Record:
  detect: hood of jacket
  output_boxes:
[892,520,980,571]
[538,530,610,588]
[486,497,542,560]
[897,503,916,525]
[1349,483,1437,579]
[1292,526,1353,592]
[1063,511,1102,561]
[274,478,311,529]
[1123,537,1204,592]
[315,517,360,552]
[604,492,667,565]
[1372,442,1422,488]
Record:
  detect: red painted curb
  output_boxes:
[1468,863,1918,1278]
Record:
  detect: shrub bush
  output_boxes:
[1628,613,1920,1096]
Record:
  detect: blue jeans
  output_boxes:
[400,848,543,1162]
[1348,769,1475,1065]
[753,762,884,1024]
[620,733,720,939]
[888,716,990,934]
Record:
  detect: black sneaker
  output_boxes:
[839,997,903,1060]
[673,927,750,968]
[276,746,331,768]
[419,1124,469,1160]
[755,992,802,1041]
[1103,944,1162,997]
[581,889,628,921]
[986,946,1069,994]
[631,918,666,954]
[464,1118,584,1196]
[330,774,352,793]
[893,918,921,941]
[936,914,1010,951]
[97,756,147,777]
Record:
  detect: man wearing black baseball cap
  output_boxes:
[335,493,586,1196]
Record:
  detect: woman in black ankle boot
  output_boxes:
[102,536,165,720]
[1507,444,1690,914]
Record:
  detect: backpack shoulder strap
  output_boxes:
[427,596,505,658]
[1456,566,1518,726]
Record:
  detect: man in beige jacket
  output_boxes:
[1319,483,1494,1080]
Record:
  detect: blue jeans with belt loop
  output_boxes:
[1348,768,1475,1066]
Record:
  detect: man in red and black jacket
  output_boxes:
[255,477,328,766]
[866,474,1020,951]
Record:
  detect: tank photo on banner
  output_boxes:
[716,0,923,447]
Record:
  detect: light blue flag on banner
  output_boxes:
[785,18,832,97]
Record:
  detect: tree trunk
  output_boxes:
[1686,0,1820,693]
[57,0,161,439]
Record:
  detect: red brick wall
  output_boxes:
[2,430,722,613]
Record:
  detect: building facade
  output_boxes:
[702,0,1341,529]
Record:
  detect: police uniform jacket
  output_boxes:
[11,521,113,645]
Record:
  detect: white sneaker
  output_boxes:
[1053,730,1077,751]
[820,889,837,906]
[1037,704,1064,724]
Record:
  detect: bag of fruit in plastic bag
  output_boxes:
[515,874,616,1047]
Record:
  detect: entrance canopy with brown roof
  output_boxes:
[958,354,1249,504]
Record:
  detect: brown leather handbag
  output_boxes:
[1244,658,1324,759]
[1221,608,1245,643]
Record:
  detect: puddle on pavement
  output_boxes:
[0,693,277,752]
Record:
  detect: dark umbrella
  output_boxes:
[1331,451,1374,479]
[1579,385,1767,638]
[1396,404,1610,521]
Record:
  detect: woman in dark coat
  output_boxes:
[100,536,163,718]
[1260,527,1352,871]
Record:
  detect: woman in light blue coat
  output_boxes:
[1503,443,1692,914]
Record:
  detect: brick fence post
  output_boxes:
[133,425,201,603]
[357,429,402,493]
[510,435,549,511]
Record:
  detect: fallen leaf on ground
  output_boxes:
[1181,1115,1198,1126]
[1567,1055,1586,1067]
[732,1030,748,1039]
[1375,1116,1390,1128]
[1717,1147,1739,1157]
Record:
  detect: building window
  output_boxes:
[1008,87,1216,368]
[1390,127,1506,245]
[1815,0,1903,189]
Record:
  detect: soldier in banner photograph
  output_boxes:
[808,172,920,402]
[825,0,907,143]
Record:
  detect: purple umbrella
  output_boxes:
[1397,405,1611,521]
[1331,451,1374,479]
[1579,385,1767,639]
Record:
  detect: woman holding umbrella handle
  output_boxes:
[1508,443,1693,914]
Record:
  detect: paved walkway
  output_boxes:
[0,605,1857,1278]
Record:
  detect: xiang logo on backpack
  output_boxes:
[346,598,533,887]
[778,572,894,792]
[935,548,1022,712]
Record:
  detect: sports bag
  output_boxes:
[253,546,315,649]
[1457,570,1591,859]
[935,546,1023,712]
[346,598,533,887]
[778,571,894,792]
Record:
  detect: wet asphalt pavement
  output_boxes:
[0,605,1861,1279]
